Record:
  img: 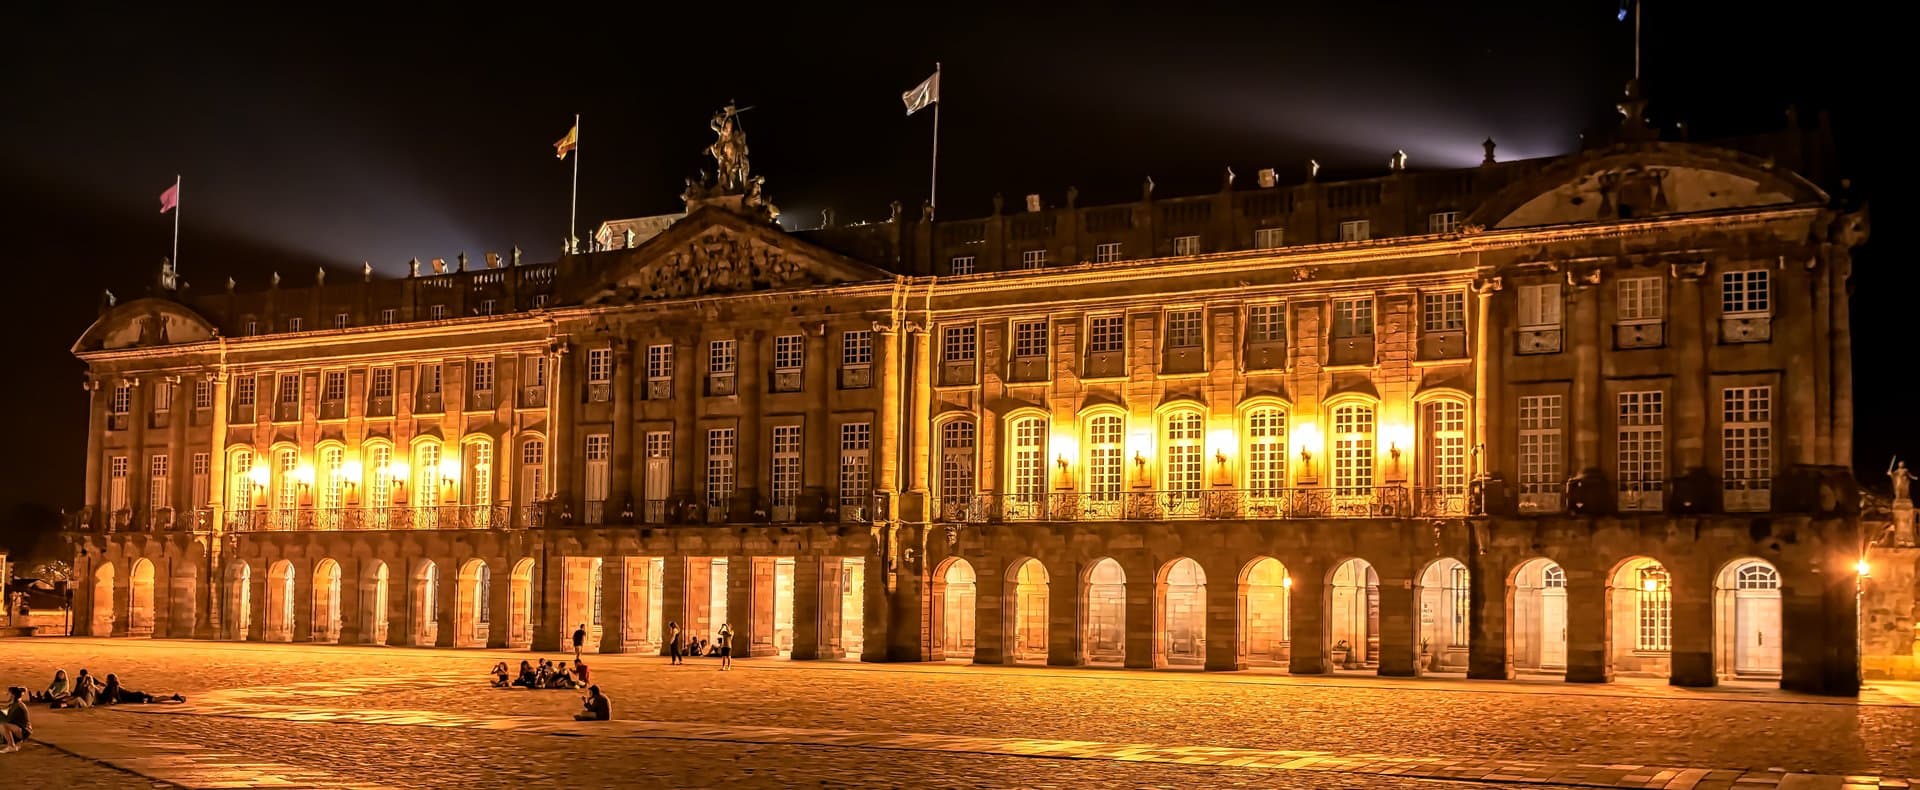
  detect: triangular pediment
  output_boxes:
[586,206,893,305]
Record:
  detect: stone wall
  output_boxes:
[1862,546,1920,680]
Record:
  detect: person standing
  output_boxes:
[572,623,587,661]
[2,686,30,753]
[717,622,734,671]
[667,621,682,665]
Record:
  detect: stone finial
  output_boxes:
[991,193,1004,215]
[511,246,522,267]
[226,277,236,294]
[1308,160,1320,180]
[1390,150,1408,171]
[1142,176,1155,200]
[362,261,373,282]
[624,228,637,248]
[431,258,446,275]
[921,200,934,222]
[1223,166,1236,189]
[102,288,117,310]
[1482,138,1497,165]
[157,257,177,292]
[1025,194,1042,213]
[270,271,281,288]
[315,267,326,286]
[409,258,421,277]
[888,200,902,222]
[819,208,835,229]
[1257,168,1277,188]
[484,252,501,269]
[1066,186,1079,208]
[457,252,468,272]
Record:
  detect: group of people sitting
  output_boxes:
[27,669,185,709]
[491,659,591,690]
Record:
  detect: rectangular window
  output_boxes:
[1722,270,1770,315]
[1010,418,1047,503]
[149,453,171,511]
[429,304,448,320]
[586,348,612,383]
[420,364,442,394]
[287,317,303,333]
[839,422,873,509]
[1254,227,1285,249]
[1163,413,1204,497]
[1518,395,1563,510]
[709,340,737,373]
[334,312,350,329]
[1093,242,1123,263]
[1164,308,1202,349]
[1427,211,1461,234]
[1617,391,1666,511]
[1722,386,1773,511]
[370,367,394,399]
[278,373,300,404]
[646,344,672,380]
[1618,277,1665,322]
[771,425,801,518]
[774,334,804,372]
[948,255,975,276]
[479,299,496,316]
[380,308,398,325]
[841,331,872,366]
[1332,405,1376,497]
[1338,219,1370,242]
[111,384,132,414]
[1086,415,1124,500]
[1088,315,1125,353]
[1245,408,1287,495]
[1518,283,1563,329]
[235,375,256,407]
[153,382,173,413]
[322,370,347,402]
[194,378,212,409]
[108,456,129,514]
[706,428,736,512]
[1172,235,1200,256]
[1248,304,1285,343]
[584,434,610,523]
[191,452,210,506]
[942,325,977,363]
[471,359,494,392]
[1421,291,1466,332]
[1020,249,1048,270]
[1333,297,1374,338]
[1012,319,1048,359]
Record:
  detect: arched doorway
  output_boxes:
[312,559,342,643]
[772,557,795,657]
[265,560,295,642]
[90,561,116,636]
[932,557,976,661]
[1083,557,1126,666]
[1714,558,1782,679]
[1008,558,1049,664]
[1510,558,1568,674]
[1608,556,1671,677]
[127,558,157,638]
[413,560,441,646]
[1328,558,1379,671]
[360,560,390,645]
[1240,557,1290,667]
[456,559,490,648]
[1417,558,1470,672]
[1159,558,1206,667]
[224,561,251,641]
[509,559,535,648]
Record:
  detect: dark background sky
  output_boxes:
[0,2,1895,557]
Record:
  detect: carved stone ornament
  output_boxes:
[625,227,808,302]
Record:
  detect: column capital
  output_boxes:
[1566,266,1603,289]
[870,321,899,336]
[1669,260,1709,280]
[1474,275,1504,295]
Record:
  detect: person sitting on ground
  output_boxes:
[489,662,511,688]
[550,662,575,690]
[97,674,185,705]
[573,685,610,721]
[2,686,30,753]
[49,671,96,709]
[513,660,537,688]
[572,660,591,687]
[28,670,67,704]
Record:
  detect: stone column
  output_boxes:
[873,326,902,518]
[734,332,764,521]
[610,341,635,520]
[1785,264,1820,466]
[660,556,687,656]
[128,378,148,528]
[1288,557,1329,675]
[1473,277,1505,480]
[532,546,564,651]
[1562,568,1610,683]
[625,557,654,648]
[1123,576,1156,669]
[903,326,934,522]
[1827,256,1853,467]
[1780,549,1860,696]
[818,557,846,659]
[385,562,410,646]
[1568,274,1603,479]
[1466,553,1511,680]
[249,565,269,642]
[208,372,230,529]
[886,532,928,661]
[791,556,823,660]
[292,562,315,642]
[972,553,1005,665]
[861,546,892,663]
[1203,560,1244,671]
[1666,564,1715,687]
[83,379,104,516]
[1047,559,1084,667]
[335,556,363,645]
[802,325,830,519]
[548,343,576,522]
[1375,572,1418,677]
[599,555,627,653]
[729,554,772,658]
[1671,264,1709,475]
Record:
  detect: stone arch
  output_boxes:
[1607,555,1672,678]
[1239,557,1291,667]
[1082,557,1127,666]
[508,558,535,648]
[1509,557,1568,675]
[1327,557,1379,670]
[411,558,441,646]
[224,560,252,640]
[265,559,296,642]
[1157,557,1207,667]
[311,558,343,643]
[1416,557,1470,672]
[1005,557,1050,664]
[1713,557,1783,680]
[127,557,157,638]
[930,556,977,661]
[90,560,116,636]
[456,558,490,648]
[360,560,390,645]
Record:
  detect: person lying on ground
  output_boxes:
[97,674,185,705]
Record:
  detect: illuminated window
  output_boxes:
[1422,399,1468,497]
[584,434,610,522]
[1333,297,1373,338]
[195,378,212,409]
[318,445,344,512]
[322,371,346,403]
[586,348,612,384]
[276,448,300,513]
[229,449,254,511]
[380,308,398,325]
[1086,414,1124,502]
[1736,563,1779,590]
[1248,304,1285,343]
[334,312,350,329]
[839,423,872,508]
[942,325,976,363]
[108,456,129,514]
[1427,211,1461,234]
[1636,564,1671,651]
[1245,407,1287,495]
[948,255,975,275]
[521,439,546,504]
[1020,249,1048,270]
[277,373,300,405]
[1338,219,1370,242]
[1421,291,1466,332]
[287,317,303,333]
[111,384,132,415]
[1617,391,1665,511]
[1518,395,1563,510]
[939,420,976,505]
[1162,411,1203,499]
[1172,235,1200,256]
[366,444,392,510]
[1165,309,1202,349]
[470,359,494,393]
[149,453,170,511]
[1088,315,1125,353]
[1618,277,1665,322]
[235,375,256,407]
[370,367,394,399]
[706,428,735,512]
[774,334,804,372]
[420,364,442,395]
[1332,403,1376,497]
[1721,270,1770,315]
[1094,242,1122,263]
[429,304,447,321]
[1009,417,1048,506]
[468,440,492,510]
[1254,227,1285,249]
[1013,319,1048,359]
[1722,386,1772,511]
[191,452,210,506]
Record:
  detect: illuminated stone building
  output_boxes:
[67,106,1870,694]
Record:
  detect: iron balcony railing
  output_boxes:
[224,505,513,532]
[934,487,1473,523]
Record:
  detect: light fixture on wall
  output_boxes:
[389,460,411,501]
[293,463,316,492]
[1056,454,1068,471]
[1856,559,1871,578]
[1134,451,1146,470]
[247,464,270,492]
[340,461,363,495]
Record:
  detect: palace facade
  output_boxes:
[66,107,1871,694]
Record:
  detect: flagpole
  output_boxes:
[171,175,181,273]
[569,113,580,252]
[929,63,941,216]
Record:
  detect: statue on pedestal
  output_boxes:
[1891,457,1917,547]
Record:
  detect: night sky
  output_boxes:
[0,2,1895,556]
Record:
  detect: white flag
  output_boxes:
[901,71,940,116]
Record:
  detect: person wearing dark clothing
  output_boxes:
[667,622,683,665]
[98,674,185,705]
[573,685,611,721]
[2,686,29,752]
[572,624,587,661]
[513,661,537,688]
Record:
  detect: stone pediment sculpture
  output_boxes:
[681,104,779,222]
[587,212,891,305]
[73,297,217,353]
[1468,142,1826,230]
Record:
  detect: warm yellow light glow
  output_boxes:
[1380,423,1415,456]
[1282,576,1293,588]
[1293,421,1322,458]
[1641,577,1659,592]
[341,461,364,485]
[293,463,316,487]
[1126,430,1153,461]
[247,465,270,488]
[439,458,461,483]
[1207,429,1237,461]
[388,460,411,482]
[1049,434,1078,467]
[1857,559,1871,578]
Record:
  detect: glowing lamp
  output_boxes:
[1856,559,1871,578]
[1293,421,1323,460]
[1380,424,1415,456]
[388,460,411,483]
[341,461,364,486]
[439,458,461,484]
[247,465,270,489]
[293,463,316,488]
[1641,577,1659,592]
[1282,576,1293,588]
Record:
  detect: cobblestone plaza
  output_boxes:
[2,638,1917,788]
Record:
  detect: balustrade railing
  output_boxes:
[935,487,1427,523]
[223,505,513,532]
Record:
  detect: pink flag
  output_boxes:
[159,182,179,214]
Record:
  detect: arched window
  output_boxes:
[1542,565,1567,588]
[1636,564,1671,651]
[1009,417,1048,512]
[414,442,442,527]
[229,448,255,512]
[1331,403,1376,497]
[366,443,394,527]
[1244,406,1287,495]
[275,448,301,529]
[939,420,976,510]
[1421,398,1469,497]
[318,445,346,527]
[1086,414,1124,503]
[520,438,546,505]
[466,439,493,506]
[1162,411,1203,498]
[1736,563,1779,590]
